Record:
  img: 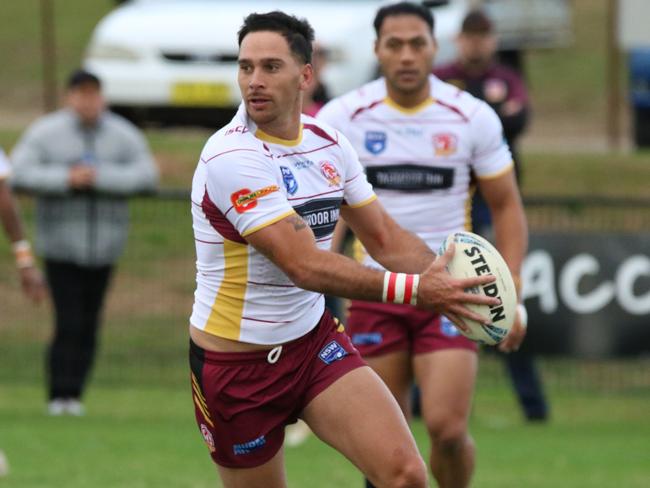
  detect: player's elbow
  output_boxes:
[282,258,318,291]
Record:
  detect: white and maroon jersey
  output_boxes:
[318,75,513,269]
[0,148,11,180]
[190,104,376,344]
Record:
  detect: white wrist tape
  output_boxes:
[382,272,419,306]
[12,240,35,269]
[517,303,528,329]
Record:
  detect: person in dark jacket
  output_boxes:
[434,10,549,422]
[11,69,158,416]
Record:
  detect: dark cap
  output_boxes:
[461,9,493,35]
[66,69,102,90]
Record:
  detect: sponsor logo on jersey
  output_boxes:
[230,185,279,214]
[440,316,461,337]
[366,164,454,191]
[319,340,348,365]
[365,131,387,154]
[319,161,341,187]
[280,166,298,195]
[200,424,216,453]
[293,159,314,170]
[433,132,458,156]
[293,198,342,238]
[233,435,267,455]
[351,332,383,345]
[394,126,424,138]
[225,125,250,136]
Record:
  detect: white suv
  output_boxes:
[83,0,466,126]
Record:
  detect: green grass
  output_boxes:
[1,381,648,487]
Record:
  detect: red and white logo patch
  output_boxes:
[319,161,341,187]
[433,133,458,156]
[230,185,279,214]
[200,424,216,453]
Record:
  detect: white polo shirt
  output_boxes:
[190,104,376,344]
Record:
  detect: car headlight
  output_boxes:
[85,44,141,61]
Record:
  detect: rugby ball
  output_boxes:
[439,231,517,345]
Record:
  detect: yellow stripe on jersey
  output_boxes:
[352,238,368,264]
[384,96,434,114]
[241,209,296,237]
[205,238,249,340]
[344,194,377,209]
[476,160,515,180]
[255,125,304,146]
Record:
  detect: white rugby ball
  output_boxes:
[439,231,517,345]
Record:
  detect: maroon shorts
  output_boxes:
[346,301,478,357]
[189,310,365,468]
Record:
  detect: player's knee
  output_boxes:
[427,418,470,455]
[376,453,427,488]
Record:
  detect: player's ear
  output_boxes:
[299,63,314,90]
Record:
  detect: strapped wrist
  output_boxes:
[382,272,419,306]
[13,240,35,268]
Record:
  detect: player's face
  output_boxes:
[375,14,437,96]
[457,33,497,68]
[66,83,105,126]
[238,31,312,129]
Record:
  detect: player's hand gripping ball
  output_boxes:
[439,231,517,345]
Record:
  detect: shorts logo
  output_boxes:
[233,435,266,455]
[319,161,341,187]
[200,424,216,453]
[365,131,387,154]
[280,166,298,195]
[440,316,460,337]
[433,133,458,156]
[319,340,348,365]
[352,332,383,345]
[230,185,279,214]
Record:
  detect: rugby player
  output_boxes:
[188,10,500,488]
[318,3,528,487]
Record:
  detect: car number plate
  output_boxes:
[171,82,231,106]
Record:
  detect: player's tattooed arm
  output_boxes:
[287,215,307,232]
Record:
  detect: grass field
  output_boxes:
[1,377,649,488]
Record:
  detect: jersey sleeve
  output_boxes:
[337,131,376,208]
[204,151,294,237]
[470,101,514,179]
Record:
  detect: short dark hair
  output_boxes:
[373,2,435,37]
[66,69,101,90]
[238,11,315,64]
[461,9,494,35]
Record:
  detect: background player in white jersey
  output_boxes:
[318,3,528,487]
[188,11,502,488]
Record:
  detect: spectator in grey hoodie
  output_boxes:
[11,69,159,416]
